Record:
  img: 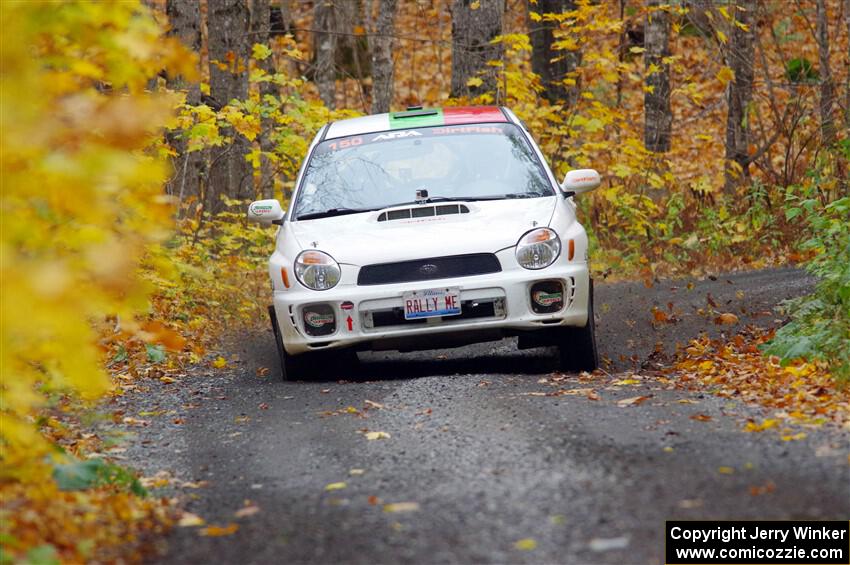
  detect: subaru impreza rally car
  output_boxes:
[248,106,601,380]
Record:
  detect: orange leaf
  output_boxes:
[714,313,739,325]
[199,523,239,537]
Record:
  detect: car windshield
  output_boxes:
[293,123,554,219]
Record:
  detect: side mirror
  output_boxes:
[247,199,285,225]
[561,169,601,197]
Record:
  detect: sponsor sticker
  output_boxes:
[250,203,274,215]
[532,291,563,307]
[304,311,334,328]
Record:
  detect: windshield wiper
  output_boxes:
[386,193,550,208]
[296,207,380,220]
[504,191,550,199]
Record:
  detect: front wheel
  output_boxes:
[268,305,307,381]
[557,280,600,372]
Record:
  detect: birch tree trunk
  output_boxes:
[450,0,504,98]
[528,0,580,106]
[314,0,337,109]
[644,0,672,152]
[208,0,252,209]
[370,0,397,114]
[165,0,204,206]
[723,0,755,194]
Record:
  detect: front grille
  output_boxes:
[357,253,501,286]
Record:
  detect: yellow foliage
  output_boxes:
[0,2,191,475]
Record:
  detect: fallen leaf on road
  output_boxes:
[321,389,330,394]
[514,538,537,551]
[212,356,227,368]
[177,512,205,527]
[199,523,239,537]
[364,400,384,409]
[324,482,347,491]
[613,378,641,386]
[368,495,380,505]
[749,481,776,496]
[256,367,269,377]
[160,376,176,384]
[677,399,698,404]
[234,505,260,518]
[718,466,735,474]
[781,432,807,441]
[663,446,674,452]
[690,414,712,422]
[383,502,420,513]
[617,395,651,407]
[365,431,390,440]
[679,498,703,508]
[349,468,365,476]
[589,536,630,552]
[180,481,209,489]
[586,390,600,401]
[714,312,739,325]
[744,418,777,432]
[258,403,269,410]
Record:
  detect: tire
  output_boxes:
[268,305,306,381]
[557,279,600,372]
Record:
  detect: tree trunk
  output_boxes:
[165,0,204,206]
[846,0,850,129]
[314,0,337,109]
[527,0,580,106]
[723,0,755,194]
[644,0,672,152]
[370,0,397,113]
[207,0,252,209]
[816,0,835,145]
[450,0,504,98]
[251,0,276,199]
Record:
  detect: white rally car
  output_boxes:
[248,106,601,380]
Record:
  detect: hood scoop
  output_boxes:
[377,204,470,222]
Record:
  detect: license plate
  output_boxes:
[403,287,461,320]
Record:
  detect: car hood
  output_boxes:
[288,197,558,265]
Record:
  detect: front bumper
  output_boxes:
[273,258,590,356]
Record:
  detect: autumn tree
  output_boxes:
[165,0,203,204]
[528,0,581,106]
[314,0,337,109]
[370,0,398,113]
[208,0,252,207]
[723,0,755,193]
[644,0,671,152]
[451,0,505,97]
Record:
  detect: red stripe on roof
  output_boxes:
[442,106,507,125]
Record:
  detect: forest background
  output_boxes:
[1,0,848,562]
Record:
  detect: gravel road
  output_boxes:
[119,268,849,564]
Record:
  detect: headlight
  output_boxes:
[294,250,341,290]
[515,228,560,270]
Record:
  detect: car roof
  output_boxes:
[324,106,512,140]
